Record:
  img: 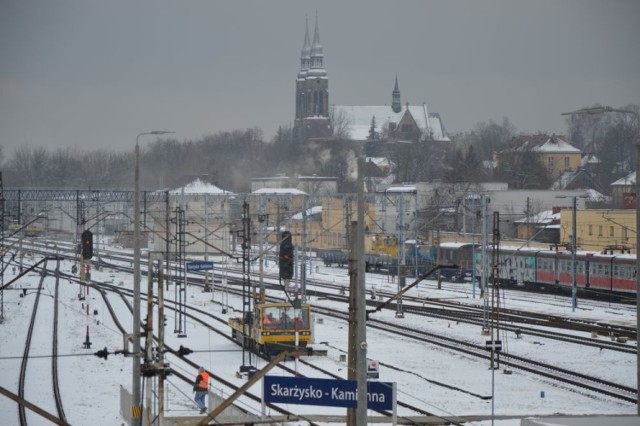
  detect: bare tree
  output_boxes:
[329,108,352,141]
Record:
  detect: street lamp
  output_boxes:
[133,131,174,425]
[562,105,639,414]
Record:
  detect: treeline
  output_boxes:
[1,104,637,193]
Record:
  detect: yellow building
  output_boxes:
[559,209,636,253]
[498,134,582,179]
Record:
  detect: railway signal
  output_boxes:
[82,230,93,259]
[279,231,294,280]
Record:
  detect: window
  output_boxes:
[598,225,603,237]
[548,157,555,169]
[564,156,570,169]
[588,225,593,236]
[609,226,614,237]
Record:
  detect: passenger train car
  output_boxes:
[318,237,637,297]
[436,242,479,281]
[472,244,637,297]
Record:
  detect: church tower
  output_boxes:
[294,14,332,141]
[391,75,402,113]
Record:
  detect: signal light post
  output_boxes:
[279,231,294,283]
[81,230,93,260]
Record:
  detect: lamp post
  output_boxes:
[133,131,174,425]
[562,105,639,414]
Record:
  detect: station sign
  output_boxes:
[263,376,394,410]
[186,261,214,272]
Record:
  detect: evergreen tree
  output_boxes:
[367,115,378,140]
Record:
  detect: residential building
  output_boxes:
[558,209,636,253]
[497,134,582,179]
[610,172,636,209]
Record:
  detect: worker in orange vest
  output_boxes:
[193,366,209,414]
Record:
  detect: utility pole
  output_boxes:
[239,201,255,374]
[133,130,174,426]
[347,157,367,426]
[481,195,490,334]
[301,194,308,302]
[396,193,404,318]
[258,194,266,298]
[204,193,210,292]
[355,157,367,426]
[571,196,577,312]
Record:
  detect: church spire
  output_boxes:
[298,15,311,79]
[392,74,402,113]
[307,12,326,78]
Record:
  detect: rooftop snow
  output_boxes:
[252,188,308,195]
[332,104,450,142]
[169,178,233,195]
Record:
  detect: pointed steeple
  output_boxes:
[298,15,311,79]
[392,74,402,113]
[307,12,326,78]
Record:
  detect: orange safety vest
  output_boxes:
[197,371,209,389]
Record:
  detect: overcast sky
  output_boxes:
[1,0,639,154]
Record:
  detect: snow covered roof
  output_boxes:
[365,157,396,173]
[583,188,610,202]
[502,134,580,154]
[580,152,601,167]
[384,185,416,193]
[332,104,450,142]
[169,178,233,195]
[610,172,636,186]
[252,187,308,195]
[514,210,559,224]
[291,205,322,220]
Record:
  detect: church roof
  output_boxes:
[332,104,450,142]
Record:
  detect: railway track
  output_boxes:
[8,239,638,421]
[51,262,68,424]
[22,237,639,340]
[14,261,70,426]
[312,304,637,404]
[17,269,46,425]
[85,279,325,425]
[89,279,436,424]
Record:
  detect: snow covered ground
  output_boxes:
[0,246,637,426]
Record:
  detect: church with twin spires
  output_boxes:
[293,15,449,144]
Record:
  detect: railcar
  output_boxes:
[228,302,312,355]
[318,242,434,275]
[436,242,479,281]
[471,244,637,297]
